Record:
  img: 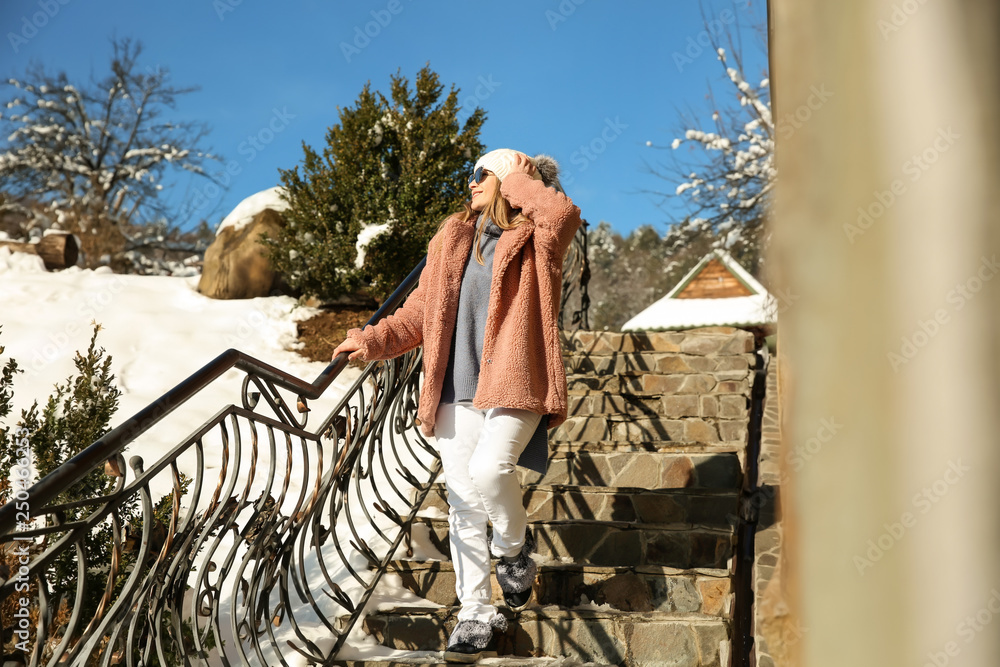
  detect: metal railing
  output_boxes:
[559,219,591,332]
[0,259,442,666]
[0,225,592,666]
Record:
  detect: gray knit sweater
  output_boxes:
[440,214,501,404]
[438,214,549,473]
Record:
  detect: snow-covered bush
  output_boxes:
[263,65,485,302]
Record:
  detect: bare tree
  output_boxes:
[0,36,220,270]
[644,3,773,279]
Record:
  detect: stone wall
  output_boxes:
[754,357,800,667]
[556,326,770,667]
[556,328,757,453]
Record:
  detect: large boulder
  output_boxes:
[198,208,285,299]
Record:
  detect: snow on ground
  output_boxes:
[0,248,453,661]
[216,186,289,235]
[0,248,355,444]
[0,246,47,274]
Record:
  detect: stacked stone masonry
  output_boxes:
[358,328,758,666]
[753,358,793,667]
[557,330,755,455]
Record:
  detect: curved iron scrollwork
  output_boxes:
[241,372,310,430]
[560,219,591,332]
[0,240,591,665]
[0,262,440,666]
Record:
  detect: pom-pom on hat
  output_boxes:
[474,148,564,193]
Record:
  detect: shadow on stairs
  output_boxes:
[341,328,759,666]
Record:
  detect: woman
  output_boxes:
[332,148,582,662]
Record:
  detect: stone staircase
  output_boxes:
[346,328,758,666]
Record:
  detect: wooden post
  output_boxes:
[770,0,1000,664]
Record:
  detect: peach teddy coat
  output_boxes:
[347,172,583,441]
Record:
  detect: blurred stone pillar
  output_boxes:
[769,0,1000,664]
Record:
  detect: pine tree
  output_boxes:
[587,222,695,331]
[0,326,131,625]
[1,325,192,654]
[264,65,486,302]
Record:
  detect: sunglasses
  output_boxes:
[470,166,491,185]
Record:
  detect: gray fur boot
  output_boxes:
[444,615,507,663]
[493,529,537,611]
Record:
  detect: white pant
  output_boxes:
[433,402,541,622]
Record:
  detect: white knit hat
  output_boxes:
[473,148,544,184]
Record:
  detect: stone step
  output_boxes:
[516,448,743,490]
[418,484,738,528]
[561,327,753,357]
[566,372,752,397]
[388,561,733,616]
[567,391,749,420]
[361,607,730,666]
[411,518,734,570]
[550,413,749,445]
[563,350,754,377]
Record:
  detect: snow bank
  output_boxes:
[216,186,290,235]
[0,246,46,274]
[0,264,454,662]
[0,265,360,479]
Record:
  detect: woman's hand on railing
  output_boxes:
[332,338,366,362]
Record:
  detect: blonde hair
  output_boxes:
[432,170,529,264]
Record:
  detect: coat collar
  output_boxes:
[437,211,535,279]
[494,218,534,271]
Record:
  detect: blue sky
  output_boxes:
[1,0,769,236]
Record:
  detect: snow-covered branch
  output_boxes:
[643,3,772,277]
[0,36,219,268]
